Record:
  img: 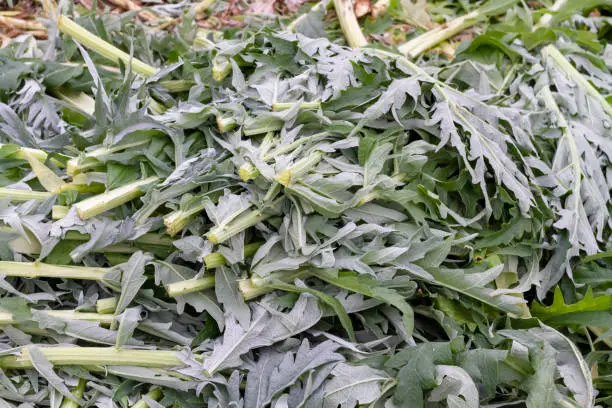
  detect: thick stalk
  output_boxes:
[0,347,184,369]
[276,151,323,187]
[333,0,368,47]
[167,269,308,299]
[0,144,48,162]
[207,197,282,244]
[166,275,215,297]
[205,242,263,269]
[0,262,108,280]
[130,388,163,408]
[52,205,70,219]
[54,89,96,116]
[74,176,159,220]
[239,132,328,181]
[159,80,196,92]
[97,297,118,314]
[165,243,263,297]
[398,10,480,57]
[272,100,321,111]
[0,188,53,201]
[164,201,207,236]
[0,16,45,31]
[67,140,150,176]
[59,378,86,408]
[212,56,232,81]
[535,0,567,28]
[216,115,237,132]
[541,45,612,118]
[44,310,115,324]
[57,16,158,77]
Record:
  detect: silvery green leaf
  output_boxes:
[428,365,479,408]
[245,339,343,408]
[322,363,391,408]
[115,306,144,348]
[152,261,224,330]
[202,307,278,375]
[215,266,251,329]
[28,346,84,405]
[32,310,142,346]
[113,251,154,316]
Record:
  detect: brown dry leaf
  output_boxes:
[354,0,371,18]
[400,0,434,29]
[283,0,308,13]
[247,0,276,15]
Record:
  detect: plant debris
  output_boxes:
[0,0,610,407]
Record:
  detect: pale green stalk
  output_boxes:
[59,378,86,408]
[535,0,567,28]
[397,0,517,57]
[398,10,480,57]
[0,261,108,280]
[96,297,118,314]
[52,205,69,219]
[165,275,216,297]
[272,100,321,111]
[238,162,259,182]
[0,312,14,324]
[167,269,307,299]
[276,151,323,186]
[0,188,53,201]
[212,56,232,81]
[0,144,48,162]
[57,15,158,77]
[67,140,150,175]
[130,388,163,408]
[216,115,237,132]
[0,347,184,369]
[159,80,196,92]
[239,132,328,181]
[44,311,116,324]
[541,45,612,118]
[207,197,282,244]
[164,201,207,236]
[333,0,367,47]
[74,176,159,220]
[54,88,96,116]
[204,242,263,269]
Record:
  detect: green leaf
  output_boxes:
[313,269,415,338]
[266,280,356,342]
[532,287,612,328]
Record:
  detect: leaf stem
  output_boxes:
[0,188,53,201]
[398,10,480,57]
[276,151,323,187]
[0,347,184,369]
[333,0,367,47]
[541,45,612,118]
[74,176,159,220]
[130,388,163,408]
[0,261,109,280]
[207,197,282,244]
[272,100,321,111]
[96,297,118,314]
[57,15,158,77]
[59,378,86,408]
